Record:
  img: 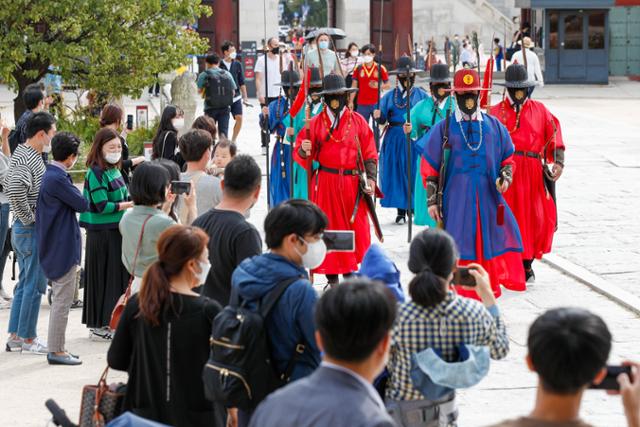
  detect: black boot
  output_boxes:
[523,260,535,283]
[396,209,407,225]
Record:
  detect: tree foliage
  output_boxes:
[0,0,211,119]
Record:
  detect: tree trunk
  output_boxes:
[12,67,49,123]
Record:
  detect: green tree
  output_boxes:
[0,0,211,121]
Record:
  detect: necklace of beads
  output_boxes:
[458,118,483,152]
[500,100,522,133]
[322,107,353,143]
[393,86,412,109]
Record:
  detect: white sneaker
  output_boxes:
[0,288,11,300]
[22,337,48,355]
[90,327,113,341]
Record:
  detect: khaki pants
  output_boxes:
[47,266,78,353]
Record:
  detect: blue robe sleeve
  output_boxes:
[497,119,515,161]
[422,120,445,171]
[378,90,393,125]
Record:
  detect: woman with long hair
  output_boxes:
[385,228,510,426]
[79,128,133,339]
[108,225,224,427]
[151,105,185,168]
[99,103,145,184]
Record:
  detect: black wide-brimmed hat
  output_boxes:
[315,73,358,96]
[426,63,452,83]
[276,69,302,87]
[389,56,424,75]
[496,64,537,88]
[308,67,323,88]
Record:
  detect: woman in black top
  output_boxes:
[99,104,145,184]
[151,105,185,169]
[107,225,224,427]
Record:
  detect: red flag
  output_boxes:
[479,57,494,110]
[289,68,310,117]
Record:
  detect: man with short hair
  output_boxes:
[197,53,237,139]
[220,40,249,143]
[13,84,46,150]
[178,129,222,223]
[487,307,640,427]
[4,112,55,354]
[255,37,293,107]
[35,132,88,365]
[232,199,327,425]
[193,155,262,306]
[249,279,397,427]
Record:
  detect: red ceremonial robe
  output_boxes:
[294,108,378,275]
[489,98,565,260]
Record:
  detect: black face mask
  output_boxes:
[455,92,479,116]
[431,84,450,101]
[271,47,280,54]
[324,94,346,115]
[308,88,322,104]
[507,87,528,109]
[287,87,299,100]
[399,76,415,90]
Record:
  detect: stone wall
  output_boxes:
[239,0,279,47]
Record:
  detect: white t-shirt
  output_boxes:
[511,50,544,86]
[255,54,292,98]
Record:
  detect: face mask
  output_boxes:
[271,47,280,54]
[196,260,211,284]
[431,84,450,101]
[42,133,52,153]
[507,87,528,108]
[363,55,374,64]
[456,92,479,116]
[288,88,299,100]
[172,118,185,129]
[68,156,78,170]
[318,40,329,50]
[350,50,359,57]
[399,76,415,90]
[104,151,122,164]
[325,95,345,115]
[295,237,327,270]
[229,51,237,60]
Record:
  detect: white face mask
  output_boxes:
[363,55,374,64]
[104,151,122,164]
[295,237,327,270]
[229,51,237,60]
[350,50,359,57]
[172,118,185,129]
[196,260,211,284]
[42,134,52,153]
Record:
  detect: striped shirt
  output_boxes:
[386,291,509,400]
[79,166,129,230]
[4,144,46,225]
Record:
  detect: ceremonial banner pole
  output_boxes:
[262,0,271,209]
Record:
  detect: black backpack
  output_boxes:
[8,129,20,154]
[204,70,235,110]
[202,276,305,411]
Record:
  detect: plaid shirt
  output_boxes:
[386,291,509,400]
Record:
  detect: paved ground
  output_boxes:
[0,79,638,426]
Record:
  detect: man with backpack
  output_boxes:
[205,199,326,426]
[197,53,236,140]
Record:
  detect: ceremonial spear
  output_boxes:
[406,35,415,243]
[261,0,271,209]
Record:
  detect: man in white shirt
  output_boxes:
[511,37,544,93]
[248,280,397,427]
[255,37,293,107]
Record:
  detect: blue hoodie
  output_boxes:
[356,244,406,303]
[231,253,320,381]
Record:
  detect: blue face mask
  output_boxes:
[318,40,329,50]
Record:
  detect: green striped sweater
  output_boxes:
[79,166,129,230]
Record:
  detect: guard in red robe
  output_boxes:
[294,74,379,285]
[490,64,565,282]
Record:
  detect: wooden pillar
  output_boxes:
[392,0,413,66]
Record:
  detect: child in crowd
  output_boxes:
[209,139,237,178]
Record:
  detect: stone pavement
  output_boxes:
[0,80,639,425]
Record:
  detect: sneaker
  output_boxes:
[5,337,23,352]
[90,327,113,341]
[22,337,48,355]
[0,288,11,300]
[70,300,83,309]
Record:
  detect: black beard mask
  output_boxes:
[324,94,346,114]
[431,84,450,101]
[288,88,299,100]
[507,88,528,109]
[399,76,415,90]
[308,89,322,104]
[456,92,479,116]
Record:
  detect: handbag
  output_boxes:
[79,366,126,427]
[109,214,153,331]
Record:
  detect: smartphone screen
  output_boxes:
[590,365,632,390]
[453,267,477,287]
[126,114,134,130]
[171,180,191,196]
[323,230,355,252]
